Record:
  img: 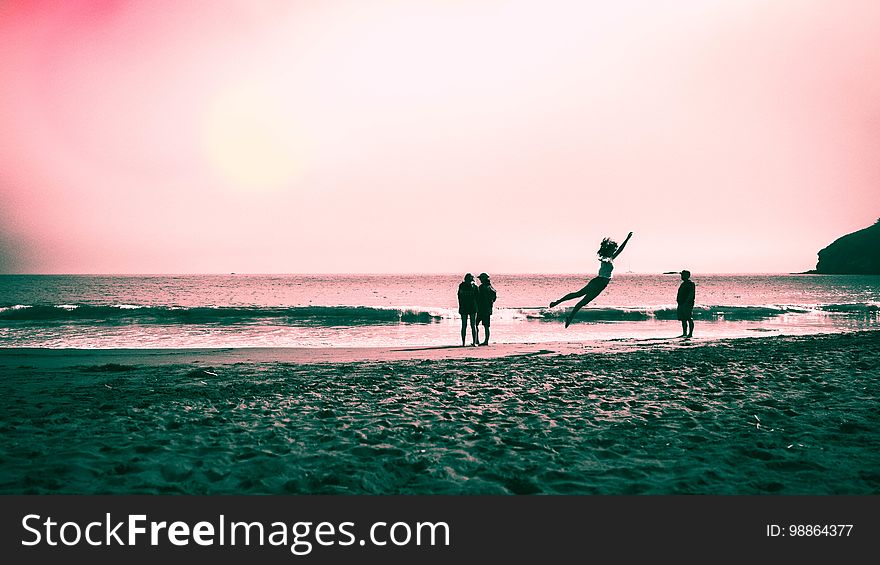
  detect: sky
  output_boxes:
[1,0,879,274]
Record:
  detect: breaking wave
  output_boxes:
[518,303,878,322]
[0,305,445,326]
[1,302,876,326]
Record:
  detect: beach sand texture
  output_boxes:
[1,331,878,494]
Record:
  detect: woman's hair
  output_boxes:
[597,238,618,258]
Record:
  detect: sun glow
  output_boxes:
[201,83,306,192]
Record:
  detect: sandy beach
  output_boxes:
[1,331,878,494]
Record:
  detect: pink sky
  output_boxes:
[1,0,878,274]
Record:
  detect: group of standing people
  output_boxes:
[457,272,497,346]
[456,231,698,345]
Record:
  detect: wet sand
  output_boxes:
[1,331,878,494]
[0,340,582,367]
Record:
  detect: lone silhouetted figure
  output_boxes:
[457,273,479,346]
[550,231,633,328]
[476,272,497,346]
[677,270,695,338]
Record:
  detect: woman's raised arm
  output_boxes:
[612,232,633,259]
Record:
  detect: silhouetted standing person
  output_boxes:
[550,232,633,327]
[457,273,479,346]
[677,270,695,338]
[476,272,497,346]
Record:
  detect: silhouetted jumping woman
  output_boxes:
[550,231,633,328]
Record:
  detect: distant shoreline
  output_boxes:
[793,270,880,275]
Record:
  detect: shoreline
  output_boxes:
[1,329,878,367]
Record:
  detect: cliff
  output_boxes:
[811,220,880,274]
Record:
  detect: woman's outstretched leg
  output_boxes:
[564,284,606,328]
[550,285,589,308]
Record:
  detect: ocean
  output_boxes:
[1,274,878,348]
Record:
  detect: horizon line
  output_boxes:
[0,270,827,277]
